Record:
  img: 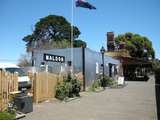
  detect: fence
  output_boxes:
[31,72,84,103]
[32,72,59,103]
[0,71,18,111]
[1,71,82,110]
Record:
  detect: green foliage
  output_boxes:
[55,82,72,100]
[90,80,101,92]
[103,75,115,86]
[90,75,118,91]
[98,75,116,87]
[0,111,15,120]
[152,59,160,71]
[55,76,81,100]
[49,39,71,49]
[33,15,80,41]
[115,32,155,59]
[23,15,87,51]
[73,40,87,48]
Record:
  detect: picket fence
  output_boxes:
[0,71,18,111]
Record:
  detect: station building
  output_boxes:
[105,32,152,81]
[33,47,120,89]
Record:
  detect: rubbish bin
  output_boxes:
[14,95,33,113]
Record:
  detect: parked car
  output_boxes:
[0,63,32,90]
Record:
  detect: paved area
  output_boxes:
[22,76,157,120]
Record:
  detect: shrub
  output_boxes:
[55,82,72,100]
[104,75,115,86]
[98,75,115,87]
[0,111,15,120]
[90,80,101,92]
[55,76,81,100]
[70,78,81,97]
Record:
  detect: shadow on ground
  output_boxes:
[155,85,160,120]
[155,71,160,120]
[126,76,149,82]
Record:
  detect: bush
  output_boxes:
[70,78,81,97]
[55,76,81,100]
[98,75,115,87]
[104,75,115,86]
[90,80,101,92]
[0,111,15,120]
[55,82,72,100]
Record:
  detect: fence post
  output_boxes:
[46,72,49,100]
[33,73,38,103]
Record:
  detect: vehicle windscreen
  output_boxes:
[5,68,27,77]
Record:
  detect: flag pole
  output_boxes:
[71,0,74,76]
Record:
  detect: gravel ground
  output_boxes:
[22,76,157,120]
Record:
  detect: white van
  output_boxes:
[0,63,32,90]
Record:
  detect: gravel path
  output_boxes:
[22,76,157,120]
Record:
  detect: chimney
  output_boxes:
[107,32,114,41]
[107,32,115,51]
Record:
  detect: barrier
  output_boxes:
[0,71,18,111]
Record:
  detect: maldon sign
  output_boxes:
[43,53,65,63]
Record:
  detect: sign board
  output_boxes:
[118,76,124,85]
[43,53,65,63]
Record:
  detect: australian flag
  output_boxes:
[76,0,96,10]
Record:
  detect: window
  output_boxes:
[5,68,27,76]
[96,62,99,74]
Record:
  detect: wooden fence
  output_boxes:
[32,72,59,103]
[0,71,82,109]
[30,72,84,103]
[0,71,18,111]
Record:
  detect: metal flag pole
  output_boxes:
[71,0,74,77]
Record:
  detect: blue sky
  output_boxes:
[0,0,160,63]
